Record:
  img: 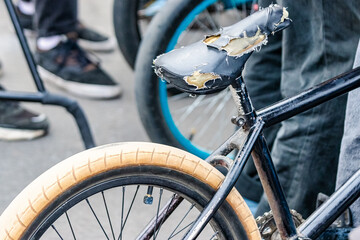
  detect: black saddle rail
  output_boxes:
[2,0,95,149]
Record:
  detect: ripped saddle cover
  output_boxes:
[154,4,290,94]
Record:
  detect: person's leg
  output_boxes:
[35,0,77,38]
[33,0,121,99]
[15,0,35,33]
[336,39,360,227]
[255,0,360,218]
[16,0,115,51]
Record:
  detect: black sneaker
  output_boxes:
[76,23,116,52]
[0,91,49,141]
[15,7,115,51]
[36,38,121,99]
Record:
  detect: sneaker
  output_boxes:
[15,6,115,52]
[76,23,116,52]
[0,89,49,141]
[36,38,122,99]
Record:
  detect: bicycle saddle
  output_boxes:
[154,4,290,94]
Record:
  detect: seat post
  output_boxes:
[230,76,257,129]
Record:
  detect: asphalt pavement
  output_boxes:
[0,0,149,214]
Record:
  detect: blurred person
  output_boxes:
[15,0,116,52]
[0,61,49,141]
[336,39,360,227]
[239,0,360,224]
[16,0,122,99]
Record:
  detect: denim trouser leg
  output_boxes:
[336,39,360,227]
[254,0,360,218]
[34,0,78,37]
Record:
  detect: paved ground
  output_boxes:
[0,0,149,214]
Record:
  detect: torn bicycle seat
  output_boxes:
[154,4,290,94]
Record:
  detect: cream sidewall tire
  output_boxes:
[0,142,261,240]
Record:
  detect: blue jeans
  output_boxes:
[336,39,360,227]
[241,0,360,218]
[34,0,77,37]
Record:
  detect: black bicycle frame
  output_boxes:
[180,66,360,240]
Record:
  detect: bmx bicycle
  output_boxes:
[0,4,359,240]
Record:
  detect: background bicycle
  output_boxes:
[114,0,257,69]
[135,0,258,160]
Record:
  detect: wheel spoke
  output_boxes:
[210,231,219,240]
[153,188,164,239]
[51,225,64,240]
[154,193,177,239]
[177,19,198,44]
[118,185,140,240]
[196,92,232,139]
[168,203,195,239]
[169,221,195,239]
[119,187,125,240]
[191,91,229,127]
[86,198,110,240]
[65,211,76,240]
[175,95,206,124]
[203,9,219,31]
[102,191,116,240]
[209,108,235,147]
[172,94,218,114]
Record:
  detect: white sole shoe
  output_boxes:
[38,66,122,99]
[0,127,46,141]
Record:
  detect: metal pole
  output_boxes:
[4,0,47,92]
[258,67,360,127]
[0,90,96,149]
[251,134,298,239]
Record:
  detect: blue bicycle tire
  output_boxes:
[135,0,253,159]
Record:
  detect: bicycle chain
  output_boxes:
[256,209,305,240]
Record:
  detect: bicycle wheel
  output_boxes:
[113,0,164,69]
[135,0,254,159]
[0,142,260,239]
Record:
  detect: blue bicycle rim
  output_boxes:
[159,0,218,160]
[158,0,258,213]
